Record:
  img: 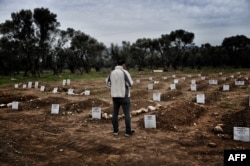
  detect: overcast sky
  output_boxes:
[0,0,250,47]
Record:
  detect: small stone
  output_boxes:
[208,142,217,147]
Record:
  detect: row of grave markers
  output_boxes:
[10,97,250,142]
[14,79,72,89]
[145,79,246,91]
[14,80,92,95]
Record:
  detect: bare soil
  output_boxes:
[0,71,250,166]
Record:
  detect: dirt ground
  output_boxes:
[0,71,250,166]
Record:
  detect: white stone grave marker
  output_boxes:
[148,77,153,81]
[34,81,39,89]
[84,90,90,95]
[190,84,197,91]
[66,79,71,85]
[92,107,101,119]
[144,115,156,128]
[172,74,176,78]
[62,79,66,86]
[170,84,176,90]
[148,84,153,90]
[23,84,27,88]
[153,93,161,101]
[235,81,245,86]
[52,87,58,93]
[136,79,140,83]
[67,88,74,95]
[223,85,230,91]
[12,101,19,110]
[196,94,205,104]
[221,77,227,81]
[233,127,250,142]
[154,81,159,84]
[14,84,18,88]
[40,86,45,92]
[51,104,60,114]
[191,79,196,84]
[201,76,206,80]
[209,79,218,85]
[28,82,32,88]
[173,79,179,84]
[162,76,167,80]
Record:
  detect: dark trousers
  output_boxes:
[112,97,132,134]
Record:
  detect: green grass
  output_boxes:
[1,67,249,86]
[0,70,108,86]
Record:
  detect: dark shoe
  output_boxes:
[124,130,135,137]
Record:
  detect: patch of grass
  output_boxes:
[0,70,108,86]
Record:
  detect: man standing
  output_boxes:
[106,59,134,136]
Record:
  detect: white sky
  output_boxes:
[0,0,249,47]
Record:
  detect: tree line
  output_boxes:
[0,8,250,76]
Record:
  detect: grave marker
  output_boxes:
[62,79,66,86]
[170,84,176,90]
[136,79,140,83]
[51,104,59,114]
[201,76,206,80]
[66,79,71,85]
[223,85,230,91]
[14,84,18,88]
[144,115,156,128]
[52,87,58,93]
[209,79,218,85]
[92,107,101,119]
[173,79,179,84]
[235,81,245,86]
[148,84,153,90]
[190,84,197,91]
[12,101,19,110]
[162,76,167,80]
[191,79,196,84]
[196,94,205,104]
[23,84,27,88]
[28,82,32,88]
[233,127,250,142]
[153,93,161,101]
[67,88,74,95]
[84,90,90,95]
[34,81,39,89]
[40,86,45,92]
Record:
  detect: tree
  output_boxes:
[33,7,60,73]
[70,30,105,74]
[222,35,250,68]
[169,29,195,69]
[131,38,149,71]
[155,34,171,71]
[0,8,59,77]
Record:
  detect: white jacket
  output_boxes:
[106,66,133,98]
